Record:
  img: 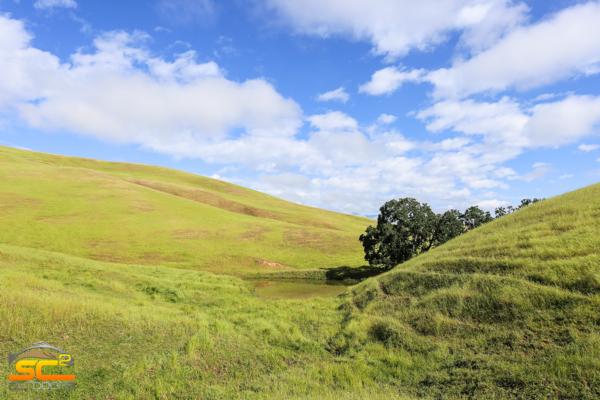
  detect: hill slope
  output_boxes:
[0,243,408,399]
[336,184,600,399]
[0,146,369,274]
[2,144,599,398]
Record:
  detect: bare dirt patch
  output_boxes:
[256,259,287,269]
[0,192,41,212]
[35,213,81,224]
[172,229,211,240]
[239,226,270,241]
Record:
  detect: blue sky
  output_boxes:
[1,0,600,215]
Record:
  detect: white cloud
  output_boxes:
[307,111,357,131]
[578,143,600,152]
[524,95,600,147]
[5,16,495,214]
[34,0,77,10]
[264,0,527,59]
[458,1,528,54]
[428,2,600,98]
[477,198,509,211]
[417,97,528,146]
[0,18,301,151]
[419,95,600,150]
[316,87,349,103]
[376,113,397,125]
[427,137,472,152]
[359,67,424,95]
[519,162,551,182]
[0,13,562,215]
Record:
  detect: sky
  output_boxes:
[1,0,600,215]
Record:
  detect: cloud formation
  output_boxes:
[2,4,598,215]
[418,95,600,149]
[0,17,301,152]
[578,144,600,152]
[265,0,527,58]
[361,2,600,99]
[359,67,424,96]
[316,87,349,103]
[428,1,600,98]
[0,15,517,213]
[34,0,77,10]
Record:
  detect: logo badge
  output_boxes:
[7,342,75,391]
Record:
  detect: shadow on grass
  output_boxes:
[243,264,389,285]
[324,265,388,283]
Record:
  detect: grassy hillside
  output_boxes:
[0,146,369,274]
[1,145,599,399]
[0,243,407,400]
[337,184,600,399]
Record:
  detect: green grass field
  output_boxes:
[0,146,369,274]
[0,146,599,399]
[0,243,405,399]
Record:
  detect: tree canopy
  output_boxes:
[360,197,542,269]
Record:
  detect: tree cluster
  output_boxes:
[360,197,542,269]
[494,198,543,218]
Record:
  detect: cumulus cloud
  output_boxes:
[264,0,527,59]
[316,87,349,103]
[34,0,77,10]
[0,16,301,153]
[428,2,600,98]
[307,111,357,132]
[519,162,551,182]
[417,97,528,146]
[524,95,600,147]
[359,67,424,95]
[376,114,397,125]
[2,14,518,213]
[579,143,600,152]
[7,12,588,214]
[457,0,528,54]
[414,94,600,191]
[418,95,600,150]
[476,198,509,211]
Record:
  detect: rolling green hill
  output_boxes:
[338,183,600,399]
[1,145,599,399]
[0,146,369,274]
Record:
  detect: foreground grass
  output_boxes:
[0,146,368,274]
[0,244,410,399]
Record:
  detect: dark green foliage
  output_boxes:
[519,198,543,208]
[494,206,508,218]
[359,198,438,268]
[461,206,493,230]
[496,198,544,218]
[360,199,495,268]
[140,284,182,303]
[434,209,464,245]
